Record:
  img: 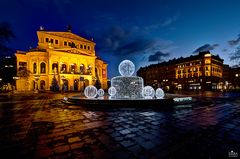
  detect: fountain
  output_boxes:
[111,60,144,99]
[65,60,192,108]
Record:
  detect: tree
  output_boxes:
[94,79,101,89]
[50,76,60,92]
[17,68,31,78]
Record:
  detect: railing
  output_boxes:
[59,71,92,75]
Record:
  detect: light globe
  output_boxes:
[155,88,165,99]
[97,89,105,97]
[118,60,135,77]
[84,85,97,98]
[142,86,155,98]
[108,86,116,96]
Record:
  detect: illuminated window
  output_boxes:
[205,60,210,64]
[19,62,27,71]
[40,62,46,73]
[61,64,67,73]
[33,63,37,74]
[52,63,58,73]
[80,64,85,74]
[87,65,92,74]
[70,64,76,73]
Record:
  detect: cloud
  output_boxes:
[142,14,179,32]
[230,46,240,62]
[228,34,240,46]
[193,44,219,54]
[148,51,170,62]
[222,48,228,52]
[97,25,174,57]
[161,14,179,27]
[116,39,157,55]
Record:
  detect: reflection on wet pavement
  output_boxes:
[0,93,239,159]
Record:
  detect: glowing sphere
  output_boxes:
[84,85,97,98]
[119,60,135,77]
[108,86,116,96]
[155,88,165,99]
[97,89,105,97]
[142,86,155,98]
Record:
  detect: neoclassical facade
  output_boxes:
[15,30,108,91]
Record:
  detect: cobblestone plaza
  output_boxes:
[0,92,240,159]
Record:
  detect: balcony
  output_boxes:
[59,70,92,75]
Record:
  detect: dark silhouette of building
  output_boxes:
[0,55,17,85]
[137,51,224,91]
[223,65,240,90]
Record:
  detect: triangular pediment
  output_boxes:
[53,48,93,56]
[40,31,95,44]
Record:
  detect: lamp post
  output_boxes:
[92,76,97,85]
[80,77,84,96]
[12,76,20,93]
[34,75,40,93]
[61,76,66,93]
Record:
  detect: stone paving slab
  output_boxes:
[0,93,240,159]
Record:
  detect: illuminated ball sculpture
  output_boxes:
[118,60,135,77]
[155,88,165,99]
[108,86,116,96]
[84,85,97,98]
[142,86,155,98]
[97,89,105,97]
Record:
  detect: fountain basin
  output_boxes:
[64,95,176,109]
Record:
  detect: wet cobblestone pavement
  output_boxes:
[0,93,240,159]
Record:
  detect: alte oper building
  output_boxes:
[15,29,108,91]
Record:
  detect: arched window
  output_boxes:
[33,63,37,74]
[80,64,85,74]
[52,63,58,73]
[61,64,67,73]
[40,62,46,73]
[87,65,92,75]
[70,64,76,73]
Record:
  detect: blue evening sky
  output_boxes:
[0,0,240,78]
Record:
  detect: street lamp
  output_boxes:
[12,76,20,93]
[34,75,40,93]
[61,76,66,92]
